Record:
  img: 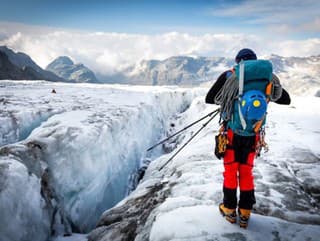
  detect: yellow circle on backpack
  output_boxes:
[242,100,246,107]
[253,100,261,107]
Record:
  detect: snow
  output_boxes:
[0,156,51,241]
[150,205,320,241]
[0,80,202,239]
[91,93,320,241]
[0,80,319,241]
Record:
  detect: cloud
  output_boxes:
[212,0,320,35]
[0,21,320,75]
[273,38,320,57]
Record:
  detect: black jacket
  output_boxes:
[205,71,291,105]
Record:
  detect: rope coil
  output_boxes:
[214,72,280,125]
[214,73,238,122]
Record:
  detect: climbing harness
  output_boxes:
[255,127,269,157]
[215,125,228,159]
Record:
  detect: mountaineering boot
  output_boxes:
[219,203,237,224]
[238,208,251,228]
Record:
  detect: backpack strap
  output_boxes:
[225,68,235,79]
[238,60,247,130]
[265,82,273,101]
[238,60,245,97]
[253,81,273,133]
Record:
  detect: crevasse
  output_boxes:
[0,81,202,240]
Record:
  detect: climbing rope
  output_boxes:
[214,73,238,122]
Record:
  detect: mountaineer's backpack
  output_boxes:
[222,59,273,136]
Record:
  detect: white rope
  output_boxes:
[238,60,247,129]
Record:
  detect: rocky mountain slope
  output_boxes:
[0,46,65,82]
[120,56,234,85]
[268,54,320,96]
[46,56,99,83]
[0,51,34,79]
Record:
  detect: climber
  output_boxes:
[205,48,291,228]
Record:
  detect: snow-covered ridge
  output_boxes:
[0,81,203,240]
[104,56,234,86]
[46,56,99,83]
[98,54,320,96]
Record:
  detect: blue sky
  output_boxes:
[1,0,234,33]
[0,0,319,38]
[0,0,319,72]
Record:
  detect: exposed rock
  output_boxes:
[0,51,36,80]
[88,182,171,241]
[0,46,65,82]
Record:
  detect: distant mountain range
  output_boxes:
[99,54,320,95]
[267,54,320,95]
[46,56,98,83]
[122,54,320,95]
[117,56,235,85]
[0,46,64,82]
[1,46,319,95]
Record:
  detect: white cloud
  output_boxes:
[0,21,320,75]
[212,0,320,35]
[274,38,320,57]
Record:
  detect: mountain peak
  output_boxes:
[49,56,74,67]
[46,56,98,83]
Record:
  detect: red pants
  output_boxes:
[223,129,258,209]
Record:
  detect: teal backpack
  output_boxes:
[227,59,273,136]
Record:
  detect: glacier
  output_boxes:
[0,80,201,240]
[0,80,320,241]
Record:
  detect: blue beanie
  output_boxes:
[235,48,257,63]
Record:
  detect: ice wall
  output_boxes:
[0,155,51,241]
[0,81,203,239]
